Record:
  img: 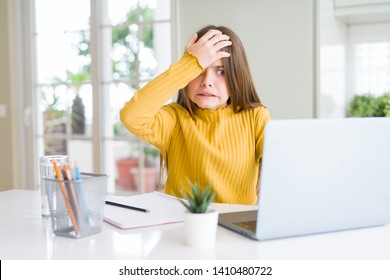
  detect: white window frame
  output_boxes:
[9,0,178,190]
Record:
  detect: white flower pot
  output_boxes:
[184,210,219,248]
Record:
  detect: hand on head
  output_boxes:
[185,29,232,69]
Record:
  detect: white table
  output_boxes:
[1,190,390,260]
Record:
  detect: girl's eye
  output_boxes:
[217,68,225,75]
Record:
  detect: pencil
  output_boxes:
[53,161,79,234]
[105,200,150,213]
[74,162,81,180]
[63,165,80,223]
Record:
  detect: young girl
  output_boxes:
[120,25,270,204]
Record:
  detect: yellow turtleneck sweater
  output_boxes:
[120,52,270,204]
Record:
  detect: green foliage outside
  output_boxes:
[144,144,159,158]
[46,5,154,111]
[77,6,154,85]
[347,92,390,117]
[44,4,155,138]
[111,7,154,86]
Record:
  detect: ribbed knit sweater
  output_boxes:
[120,52,270,204]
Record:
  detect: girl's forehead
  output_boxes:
[208,59,224,68]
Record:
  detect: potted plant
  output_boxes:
[178,179,218,248]
[41,88,68,155]
[116,157,139,190]
[129,143,160,193]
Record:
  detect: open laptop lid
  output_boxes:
[254,117,390,240]
[219,118,390,241]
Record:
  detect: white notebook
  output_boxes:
[103,191,185,229]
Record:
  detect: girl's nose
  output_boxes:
[201,71,213,87]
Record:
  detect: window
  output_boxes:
[33,0,172,193]
[353,42,390,96]
[349,23,390,97]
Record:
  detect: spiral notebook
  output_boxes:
[103,192,185,229]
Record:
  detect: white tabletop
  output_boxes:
[1,189,390,260]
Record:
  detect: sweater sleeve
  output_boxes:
[120,52,203,149]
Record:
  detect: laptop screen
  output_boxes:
[219,118,390,241]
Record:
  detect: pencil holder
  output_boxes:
[44,173,108,238]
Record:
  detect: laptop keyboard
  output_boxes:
[234,220,257,232]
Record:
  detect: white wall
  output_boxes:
[177,0,317,119]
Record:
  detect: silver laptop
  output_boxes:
[218,117,390,241]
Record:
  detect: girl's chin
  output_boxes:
[194,100,227,110]
[197,104,226,110]
[196,103,218,110]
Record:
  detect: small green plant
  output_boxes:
[377,93,390,117]
[178,179,216,213]
[348,94,379,117]
[348,92,390,117]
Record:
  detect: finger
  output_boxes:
[208,34,230,46]
[185,33,198,50]
[213,40,232,52]
[217,51,231,59]
[197,29,223,43]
